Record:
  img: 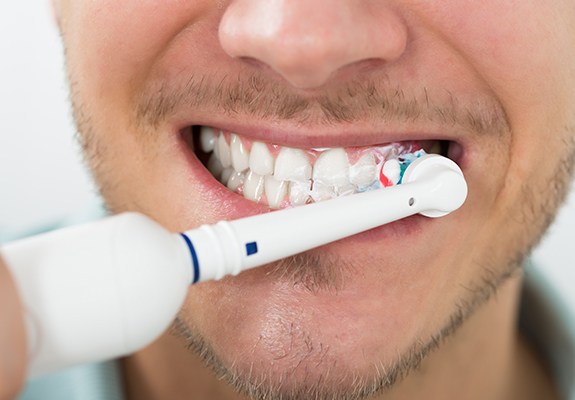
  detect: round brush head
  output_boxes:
[401,154,468,218]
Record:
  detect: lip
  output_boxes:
[175,118,469,154]
[176,123,462,245]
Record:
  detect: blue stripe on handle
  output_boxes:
[245,241,258,256]
[180,233,200,284]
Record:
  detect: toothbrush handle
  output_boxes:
[182,155,467,283]
[2,213,192,377]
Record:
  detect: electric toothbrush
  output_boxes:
[1,154,467,377]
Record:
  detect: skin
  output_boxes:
[0,257,26,400]
[21,0,574,399]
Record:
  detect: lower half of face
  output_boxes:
[60,1,575,397]
[75,101,574,397]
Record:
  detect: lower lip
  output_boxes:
[178,133,432,243]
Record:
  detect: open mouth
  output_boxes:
[183,126,457,209]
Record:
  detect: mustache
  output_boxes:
[134,72,510,136]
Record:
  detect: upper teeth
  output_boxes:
[274,148,312,182]
[349,153,376,187]
[216,134,233,169]
[230,134,250,172]
[200,126,426,209]
[313,148,349,186]
[249,142,274,175]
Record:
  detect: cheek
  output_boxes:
[423,2,575,119]
[90,129,210,229]
[62,1,214,123]
[59,1,219,225]
[65,4,175,107]
[430,1,575,246]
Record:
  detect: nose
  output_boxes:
[219,0,408,89]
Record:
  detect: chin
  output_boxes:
[175,241,461,399]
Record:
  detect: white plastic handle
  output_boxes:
[2,214,192,377]
[182,154,467,282]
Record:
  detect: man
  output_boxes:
[3,0,575,399]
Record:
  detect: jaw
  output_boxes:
[83,98,511,395]
[171,136,476,397]
[77,85,522,398]
[159,119,522,396]
[78,88,555,400]
[172,219,524,400]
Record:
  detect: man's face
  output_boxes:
[55,0,575,398]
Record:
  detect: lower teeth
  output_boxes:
[193,127,430,209]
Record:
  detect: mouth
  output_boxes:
[181,126,462,210]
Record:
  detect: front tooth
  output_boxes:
[274,148,312,182]
[381,159,402,185]
[288,181,311,206]
[349,153,377,187]
[312,148,350,186]
[207,154,224,180]
[200,126,216,153]
[249,142,275,175]
[227,171,245,191]
[264,176,288,209]
[217,134,232,168]
[244,171,265,201]
[230,134,250,172]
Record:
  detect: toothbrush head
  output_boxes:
[401,154,468,218]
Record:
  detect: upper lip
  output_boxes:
[176,119,466,150]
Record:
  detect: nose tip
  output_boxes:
[219,0,408,89]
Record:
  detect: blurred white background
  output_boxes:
[0,1,99,238]
[0,3,573,294]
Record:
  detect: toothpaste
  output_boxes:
[305,142,427,203]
